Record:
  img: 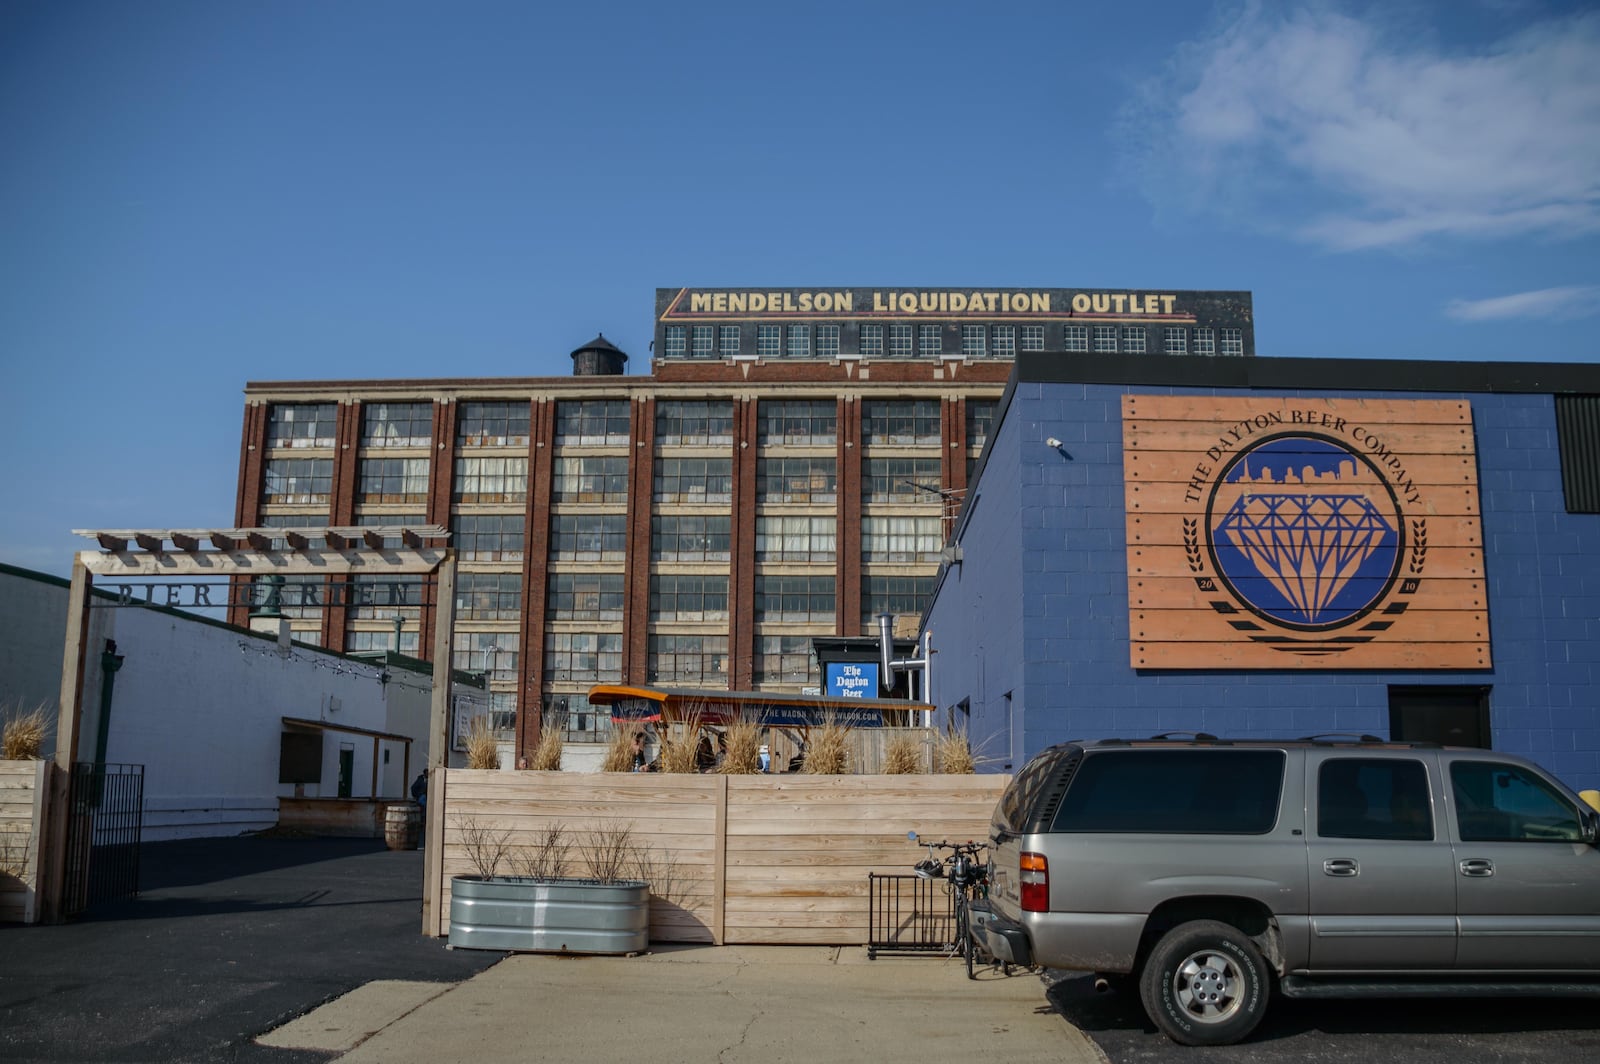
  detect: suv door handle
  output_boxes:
[1459,858,1495,878]
[1322,858,1360,877]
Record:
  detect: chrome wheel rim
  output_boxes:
[1172,949,1243,1024]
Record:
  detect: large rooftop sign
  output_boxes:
[1121,396,1489,670]
[658,286,1249,320]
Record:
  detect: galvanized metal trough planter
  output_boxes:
[448,875,650,954]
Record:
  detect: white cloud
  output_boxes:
[1130,3,1600,251]
[1444,285,1600,321]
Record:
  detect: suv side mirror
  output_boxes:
[1581,807,1600,847]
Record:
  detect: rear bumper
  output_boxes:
[971,899,1034,967]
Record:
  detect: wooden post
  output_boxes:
[421,551,456,935]
[39,556,93,923]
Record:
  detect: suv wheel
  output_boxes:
[1138,920,1269,1046]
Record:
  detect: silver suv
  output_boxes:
[977,735,1600,1045]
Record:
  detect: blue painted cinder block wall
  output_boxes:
[924,380,1600,790]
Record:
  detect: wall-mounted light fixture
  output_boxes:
[1045,437,1072,459]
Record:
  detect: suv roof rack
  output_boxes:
[1298,732,1385,744]
[1149,731,1220,742]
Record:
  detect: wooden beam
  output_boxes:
[96,534,127,553]
[210,532,240,552]
[172,533,201,552]
[134,533,165,552]
[363,530,386,550]
[284,531,310,550]
[41,557,93,923]
[402,529,422,549]
[82,548,447,577]
[246,532,273,551]
[325,530,355,551]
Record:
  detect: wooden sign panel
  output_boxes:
[1123,396,1489,670]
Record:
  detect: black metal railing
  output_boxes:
[64,763,144,915]
[866,873,955,958]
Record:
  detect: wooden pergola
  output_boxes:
[44,526,457,926]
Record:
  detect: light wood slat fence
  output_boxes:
[433,770,1008,944]
[1,760,49,924]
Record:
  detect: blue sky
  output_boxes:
[2,0,1596,578]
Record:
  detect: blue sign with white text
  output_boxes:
[826,662,879,699]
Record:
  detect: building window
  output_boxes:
[551,692,614,743]
[864,457,942,502]
[718,325,740,356]
[862,575,934,630]
[691,325,715,357]
[556,400,630,445]
[756,635,817,687]
[758,324,782,357]
[346,629,418,655]
[786,324,810,357]
[344,575,424,620]
[456,572,522,621]
[650,574,729,622]
[452,632,519,683]
[863,399,940,445]
[545,632,622,685]
[966,400,995,453]
[655,457,733,504]
[552,456,628,503]
[755,574,835,624]
[361,402,432,448]
[453,456,527,503]
[267,403,337,449]
[817,324,840,358]
[353,512,425,548]
[1164,327,1187,356]
[656,400,734,446]
[889,323,913,357]
[1020,325,1044,352]
[1122,325,1146,355]
[457,401,529,447]
[451,514,524,561]
[992,325,1015,357]
[664,325,687,357]
[1063,324,1087,352]
[547,573,625,622]
[1220,327,1243,356]
[651,514,732,562]
[961,325,985,357]
[862,516,944,563]
[1093,325,1118,353]
[918,324,942,357]
[757,456,837,504]
[755,516,837,562]
[647,634,729,686]
[549,513,627,561]
[358,458,429,505]
[759,399,836,445]
[1194,327,1215,356]
[262,458,333,505]
[1556,395,1600,514]
[859,323,883,357]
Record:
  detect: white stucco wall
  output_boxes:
[0,564,473,841]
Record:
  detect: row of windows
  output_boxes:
[266,399,998,456]
[662,323,1245,359]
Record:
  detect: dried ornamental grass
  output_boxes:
[602,726,638,772]
[2,702,50,760]
[464,718,500,770]
[936,730,976,775]
[802,714,851,775]
[655,722,702,774]
[529,726,563,771]
[882,733,925,775]
[718,718,763,774]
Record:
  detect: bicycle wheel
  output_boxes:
[959,897,977,980]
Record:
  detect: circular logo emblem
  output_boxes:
[1205,434,1403,631]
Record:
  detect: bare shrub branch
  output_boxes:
[455,815,514,878]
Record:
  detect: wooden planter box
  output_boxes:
[448,875,649,954]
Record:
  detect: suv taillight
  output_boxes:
[1020,851,1048,912]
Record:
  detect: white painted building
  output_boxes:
[0,563,492,840]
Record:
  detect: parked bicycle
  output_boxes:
[908,831,1002,979]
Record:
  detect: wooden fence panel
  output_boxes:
[432,770,1009,946]
[0,760,48,924]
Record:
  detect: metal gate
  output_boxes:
[866,873,956,958]
[64,763,144,915]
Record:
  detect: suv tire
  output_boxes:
[1138,919,1269,1046]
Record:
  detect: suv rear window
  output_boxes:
[1051,749,1285,834]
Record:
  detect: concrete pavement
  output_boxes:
[260,945,1109,1064]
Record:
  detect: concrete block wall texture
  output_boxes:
[924,383,1600,791]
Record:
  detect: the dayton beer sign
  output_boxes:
[1122,396,1488,669]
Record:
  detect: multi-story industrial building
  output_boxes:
[231,286,1255,760]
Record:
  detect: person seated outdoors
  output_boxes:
[631,731,656,772]
[695,733,717,773]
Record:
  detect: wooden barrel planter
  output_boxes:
[383,802,422,850]
[448,876,650,954]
